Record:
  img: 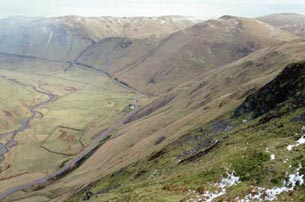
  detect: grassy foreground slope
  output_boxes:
[69,62,305,202]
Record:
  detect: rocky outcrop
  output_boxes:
[234,61,305,118]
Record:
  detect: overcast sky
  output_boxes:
[0,0,304,19]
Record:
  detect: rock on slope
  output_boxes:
[234,61,305,118]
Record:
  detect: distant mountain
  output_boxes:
[258,13,305,38]
[99,15,298,95]
[0,15,297,95]
[0,16,198,61]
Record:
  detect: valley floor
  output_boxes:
[0,58,137,197]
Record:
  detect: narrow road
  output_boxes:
[75,62,141,93]
[64,41,96,72]
[0,65,141,201]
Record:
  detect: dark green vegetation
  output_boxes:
[71,61,305,201]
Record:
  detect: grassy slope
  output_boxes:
[78,37,159,75]
[109,16,298,95]
[70,107,305,202]
[69,63,305,202]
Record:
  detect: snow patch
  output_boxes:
[287,135,305,151]
[187,172,240,202]
[239,164,304,201]
[185,125,305,201]
[297,136,305,144]
[287,144,293,151]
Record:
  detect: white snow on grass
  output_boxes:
[238,164,304,201]
[187,172,240,202]
[287,144,294,151]
[297,136,305,144]
[186,126,305,202]
[287,135,305,151]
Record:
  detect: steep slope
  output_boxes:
[101,16,299,95]
[70,62,305,202]
[258,13,305,38]
[6,39,305,202]
[77,37,159,74]
[234,61,305,118]
[0,16,92,61]
[0,16,197,61]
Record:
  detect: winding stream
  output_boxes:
[0,65,140,201]
[0,76,57,160]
